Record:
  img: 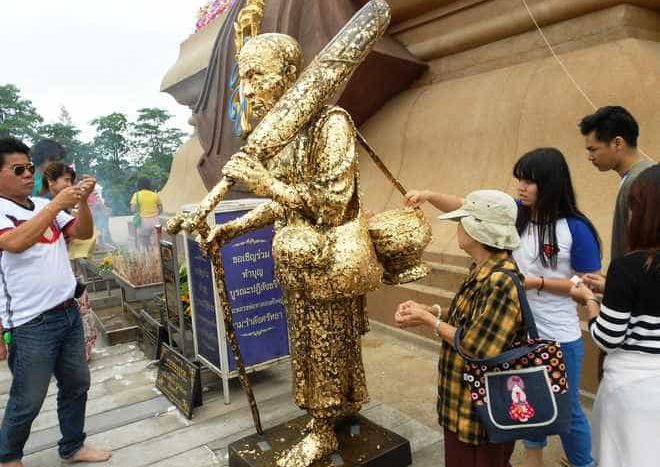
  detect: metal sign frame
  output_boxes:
[159,239,191,357]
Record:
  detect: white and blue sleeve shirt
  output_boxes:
[513,216,601,342]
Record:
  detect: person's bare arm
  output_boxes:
[394,300,457,345]
[67,199,94,239]
[404,190,463,212]
[524,270,601,296]
[0,188,80,253]
[66,176,96,240]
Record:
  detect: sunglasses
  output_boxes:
[8,163,36,176]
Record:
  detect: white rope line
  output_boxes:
[520,0,655,162]
[520,0,597,109]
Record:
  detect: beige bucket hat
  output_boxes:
[438,190,520,250]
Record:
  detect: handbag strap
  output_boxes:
[453,268,542,366]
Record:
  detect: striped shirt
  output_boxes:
[590,251,660,354]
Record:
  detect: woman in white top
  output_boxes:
[571,164,660,467]
[512,148,601,467]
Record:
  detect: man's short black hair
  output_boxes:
[30,138,66,166]
[0,137,31,168]
[579,105,639,148]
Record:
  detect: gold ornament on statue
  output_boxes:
[232,0,266,135]
[165,1,432,465]
[356,132,432,285]
[368,208,432,284]
[234,0,265,52]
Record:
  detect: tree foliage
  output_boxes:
[0,84,187,215]
[0,84,44,142]
[132,107,186,190]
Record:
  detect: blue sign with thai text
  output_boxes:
[188,206,289,373]
[215,209,289,371]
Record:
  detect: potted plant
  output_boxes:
[179,265,192,329]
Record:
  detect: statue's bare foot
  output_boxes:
[63,446,112,464]
[276,420,338,467]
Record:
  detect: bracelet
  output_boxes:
[586,297,601,307]
[433,316,442,337]
[431,304,442,318]
[537,276,545,295]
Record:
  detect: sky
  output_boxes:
[2,0,210,140]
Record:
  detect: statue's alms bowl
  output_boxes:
[368,207,432,285]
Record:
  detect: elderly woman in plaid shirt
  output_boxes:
[396,190,526,467]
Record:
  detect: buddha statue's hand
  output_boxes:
[222,152,273,197]
[206,223,237,246]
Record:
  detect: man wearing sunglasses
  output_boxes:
[0,137,111,466]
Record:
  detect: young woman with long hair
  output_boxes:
[512,148,600,467]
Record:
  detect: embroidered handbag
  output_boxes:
[454,268,571,443]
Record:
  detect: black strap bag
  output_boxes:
[454,268,571,443]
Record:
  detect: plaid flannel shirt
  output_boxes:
[437,252,525,445]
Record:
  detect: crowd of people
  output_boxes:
[0,102,656,467]
[395,105,658,467]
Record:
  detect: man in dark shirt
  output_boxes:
[578,106,656,385]
[578,106,656,291]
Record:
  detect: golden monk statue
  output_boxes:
[206,33,383,467]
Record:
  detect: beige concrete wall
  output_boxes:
[159,134,209,214]
[360,31,659,264]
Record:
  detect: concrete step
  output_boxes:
[397,282,456,309]
[367,282,455,340]
[423,251,472,269]
[90,293,123,310]
[418,261,469,291]
[23,362,295,467]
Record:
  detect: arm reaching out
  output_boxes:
[404,190,463,212]
[0,186,82,253]
[206,201,284,246]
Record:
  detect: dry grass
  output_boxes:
[112,248,163,285]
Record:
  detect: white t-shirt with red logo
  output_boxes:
[513,217,601,342]
[0,196,77,329]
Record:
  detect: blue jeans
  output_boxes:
[0,304,90,462]
[523,338,594,467]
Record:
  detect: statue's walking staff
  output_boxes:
[166,0,391,435]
